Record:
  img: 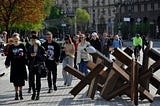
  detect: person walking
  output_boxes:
[42,31,60,93]
[77,34,90,75]
[27,34,45,100]
[112,34,122,49]
[5,33,27,100]
[100,33,111,58]
[62,34,75,86]
[89,32,101,63]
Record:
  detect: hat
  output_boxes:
[91,32,97,37]
[64,34,70,40]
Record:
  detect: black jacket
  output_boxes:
[42,41,60,62]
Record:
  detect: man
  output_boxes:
[42,31,60,93]
[100,33,110,58]
[133,34,142,59]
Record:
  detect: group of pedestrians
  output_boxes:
[3,29,146,101]
[4,31,60,100]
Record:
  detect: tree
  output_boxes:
[76,8,90,31]
[0,0,53,31]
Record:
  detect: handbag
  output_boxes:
[38,62,48,78]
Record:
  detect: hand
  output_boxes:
[31,53,36,57]
[55,61,59,65]
[19,52,24,56]
[64,47,68,52]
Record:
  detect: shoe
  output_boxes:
[67,84,71,86]
[31,93,36,100]
[47,88,52,93]
[54,85,57,91]
[64,82,66,85]
[15,92,19,100]
[35,92,39,100]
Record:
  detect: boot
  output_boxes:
[54,85,57,91]
[19,90,23,100]
[31,91,36,100]
[15,92,19,100]
[35,92,40,100]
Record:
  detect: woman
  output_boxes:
[62,34,75,86]
[28,35,45,100]
[112,35,122,49]
[77,34,90,75]
[5,33,27,100]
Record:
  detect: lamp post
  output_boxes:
[60,9,66,36]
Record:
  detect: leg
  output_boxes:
[67,57,74,86]
[84,61,88,75]
[19,86,23,100]
[28,70,32,93]
[36,70,41,100]
[14,85,19,100]
[52,63,57,91]
[47,69,52,93]
[62,59,67,85]
[30,69,36,100]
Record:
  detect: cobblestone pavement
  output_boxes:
[0,48,160,106]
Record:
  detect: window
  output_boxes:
[151,3,154,11]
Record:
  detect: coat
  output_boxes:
[5,43,27,83]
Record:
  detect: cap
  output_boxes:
[91,32,97,37]
[64,34,70,40]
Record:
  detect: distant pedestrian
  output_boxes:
[100,33,111,58]
[89,32,101,63]
[42,31,60,93]
[5,33,27,100]
[27,34,46,100]
[77,34,90,75]
[112,35,122,49]
[62,34,75,86]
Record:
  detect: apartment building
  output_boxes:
[55,0,115,35]
[116,0,160,38]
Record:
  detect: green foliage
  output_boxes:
[48,6,62,19]
[76,8,90,23]
[44,0,54,17]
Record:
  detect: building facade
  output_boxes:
[115,0,160,38]
[54,0,160,38]
[55,0,115,35]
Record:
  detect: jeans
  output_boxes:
[79,61,88,75]
[62,56,74,85]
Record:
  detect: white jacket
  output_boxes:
[76,41,91,64]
